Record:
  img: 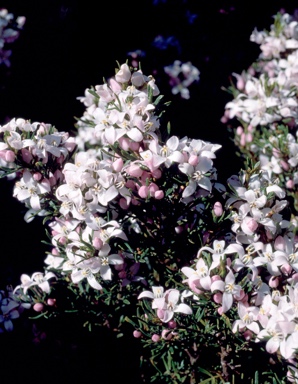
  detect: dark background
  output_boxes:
[0,1,297,383]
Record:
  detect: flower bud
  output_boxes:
[51,248,60,256]
[280,263,292,276]
[92,237,103,250]
[5,150,16,162]
[126,164,143,177]
[236,126,243,135]
[151,334,160,342]
[129,141,140,151]
[21,148,33,164]
[154,190,164,200]
[113,158,123,172]
[119,198,129,210]
[168,320,177,329]
[213,292,222,304]
[175,226,183,234]
[213,202,223,217]
[268,276,280,288]
[118,271,126,279]
[119,137,130,151]
[152,169,162,179]
[161,329,173,340]
[280,160,289,171]
[138,185,149,199]
[33,303,44,312]
[188,154,198,166]
[47,298,56,306]
[33,172,42,181]
[286,179,294,189]
[157,309,165,320]
[217,306,224,315]
[133,330,142,338]
[115,63,131,83]
[243,330,253,341]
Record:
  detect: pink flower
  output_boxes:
[213,201,223,217]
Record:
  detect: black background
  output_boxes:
[0,1,297,383]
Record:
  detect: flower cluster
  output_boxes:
[0,8,25,67]
[164,60,200,99]
[0,62,223,337]
[3,10,298,384]
[222,12,298,203]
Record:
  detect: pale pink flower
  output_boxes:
[211,269,242,313]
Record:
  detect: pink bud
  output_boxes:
[152,169,162,179]
[161,329,173,340]
[157,309,165,319]
[126,164,143,177]
[236,126,243,135]
[33,172,42,181]
[154,190,164,200]
[240,132,246,146]
[175,226,184,234]
[148,183,158,196]
[33,303,44,312]
[138,185,149,199]
[51,248,60,256]
[246,133,253,143]
[168,320,177,329]
[280,160,289,171]
[133,330,142,338]
[21,148,33,163]
[129,141,140,151]
[119,137,131,151]
[217,306,224,315]
[280,263,292,276]
[47,298,56,306]
[188,154,198,166]
[286,179,294,189]
[58,236,67,245]
[119,198,129,210]
[115,63,131,83]
[213,292,222,304]
[243,330,253,341]
[213,202,223,217]
[92,237,103,250]
[211,275,222,283]
[118,270,126,279]
[113,158,123,172]
[268,276,280,288]
[151,334,160,342]
[5,150,15,162]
